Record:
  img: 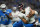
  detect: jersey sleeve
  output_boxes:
[18,12,24,17]
[18,12,29,21]
[7,9,12,14]
[25,7,30,16]
[35,11,38,15]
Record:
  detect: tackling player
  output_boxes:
[18,4,39,27]
[9,6,29,27]
[11,6,23,27]
[11,6,27,27]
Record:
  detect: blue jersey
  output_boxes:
[38,17,40,23]
[35,15,40,23]
[0,9,12,25]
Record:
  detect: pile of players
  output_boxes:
[0,3,40,27]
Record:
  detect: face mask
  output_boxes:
[2,9,6,12]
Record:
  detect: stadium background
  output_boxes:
[0,0,40,12]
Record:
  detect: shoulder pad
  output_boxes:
[6,9,12,13]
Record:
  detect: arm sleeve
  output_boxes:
[25,7,30,16]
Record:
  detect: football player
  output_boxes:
[0,4,13,27]
[18,4,39,27]
[11,6,23,27]
[10,6,29,27]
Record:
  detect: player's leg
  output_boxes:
[23,24,34,27]
[1,24,6,27]
[13,20,23,27]
[22,21,34,27]
[7,23,13,27]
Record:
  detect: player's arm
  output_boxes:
[9,13,13,20]
[33,11,39,27]
[35,11,39,25]
[26,8,35,18]
[25,7,33,18]
[6,13,13,20]
[18,13,29,24]
[19,16,28,24]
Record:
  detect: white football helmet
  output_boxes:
[0,4,6,12]
[1,4,6,8]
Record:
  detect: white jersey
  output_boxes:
[11,11,21,21]
[11,11,28,22]
[25,7,38,23]
[25,7,30,16]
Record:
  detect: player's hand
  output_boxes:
[5,14,12,18]
[5,14,8,16]
[5,14,10,18]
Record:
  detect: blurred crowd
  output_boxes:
[0,0,40,13]
[0,0,40,14]
[0,0,40,8]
